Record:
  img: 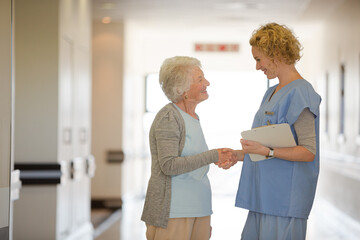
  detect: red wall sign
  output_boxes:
[194,43,239,52]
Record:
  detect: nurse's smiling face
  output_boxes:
[252,46,278,79]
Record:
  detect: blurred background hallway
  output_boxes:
[1,0,360,239]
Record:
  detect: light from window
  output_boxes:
[145,73,169,113]
[340,64,345,135]
[144,71,267,149]
[325,72,329,134]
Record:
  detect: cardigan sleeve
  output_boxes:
[153,110,219,176]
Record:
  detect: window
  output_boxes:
[325,72,329,134]
[339,64,345,136]
[357,54,360,144]
[144,71,267,149]
[197,71,267,149]
[359,53,360,136]
[145,73,168,113]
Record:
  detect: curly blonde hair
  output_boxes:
[249,23,302,64]
[159,56,201,103]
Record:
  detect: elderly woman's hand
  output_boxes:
[215,148,241,169]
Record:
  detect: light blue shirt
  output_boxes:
[169,104,212,218]
[235,79,321,219]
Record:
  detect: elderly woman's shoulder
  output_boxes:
[154,103,182,122]
[157,103,176,114]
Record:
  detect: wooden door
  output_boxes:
[0,0,12,239]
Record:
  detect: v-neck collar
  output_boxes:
[267,79,304,102]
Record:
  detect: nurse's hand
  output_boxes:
[240,139,270,156]
[215,148,238,169]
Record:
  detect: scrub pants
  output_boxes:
[146,216,211,240]
[241,211,307,240]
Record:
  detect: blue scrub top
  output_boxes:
[235,79,321,219]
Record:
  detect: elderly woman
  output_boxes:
[141,56,242,240]
[236,23,321,239]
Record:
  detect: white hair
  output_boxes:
[159,56,202,103]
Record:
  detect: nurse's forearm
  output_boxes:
[269,146,315,162]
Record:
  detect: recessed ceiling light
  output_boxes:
[214,2,263,10]
[102,17,112,24]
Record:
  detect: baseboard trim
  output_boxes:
[91,198,123,210]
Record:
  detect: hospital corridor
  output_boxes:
[1,0,360,239]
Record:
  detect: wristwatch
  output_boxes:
[266,147,274,158]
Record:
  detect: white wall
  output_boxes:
[14,0,59,163]
[315,0,360,223]
[91,22,124,199]
[320,0,360,154]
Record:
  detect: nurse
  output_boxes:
[236,23,321,239]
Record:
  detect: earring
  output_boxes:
[185,95,188,99]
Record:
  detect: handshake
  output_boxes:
[215,148,244,170]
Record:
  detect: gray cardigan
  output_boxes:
[141,103,219,228]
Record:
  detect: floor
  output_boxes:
[92,163,360,240]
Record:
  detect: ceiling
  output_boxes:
[92,0,343,24]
